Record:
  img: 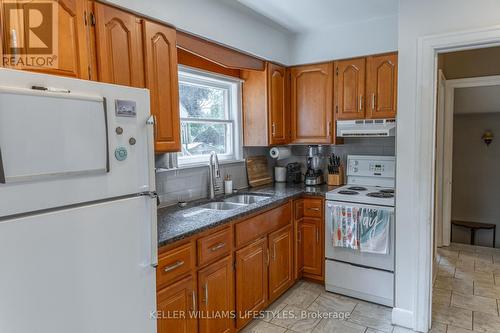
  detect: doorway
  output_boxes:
[406,26,500,333]
[432,47,500,332]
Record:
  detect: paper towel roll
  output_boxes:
[269,146,291,160]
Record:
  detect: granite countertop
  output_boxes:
[157,183,339,248]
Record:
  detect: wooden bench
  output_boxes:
[451,220,496,248]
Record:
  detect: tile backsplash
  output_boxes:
[155,138,394,206]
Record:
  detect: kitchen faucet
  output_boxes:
[208,151,221,199]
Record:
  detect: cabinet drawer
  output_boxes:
[197,227,232,266]
[235,202,291,247]
[303,198,322,218]
[294,199,304,220]
[157,242,195,289]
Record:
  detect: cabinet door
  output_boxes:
[366,53,398,119]
[301,218,322,276]
[294,219,303,279]
[336,58,366,120]
[268,225,293,302]
[143,20,181,152]
[1,0,90,78]
[94,2,144,87]
[157,275,197,333]
[198,256,234,333]
[235,237,268,329]
[290,63,333,144]
[267,63,287,145]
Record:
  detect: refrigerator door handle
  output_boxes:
[0,147,5,184]
[146,116,155,192]
[150,196,158,267]
[141,191,159,267]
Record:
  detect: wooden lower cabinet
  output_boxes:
[157,201,302,332]
[268,225,293,302]
[301,218,323,277]
[157,275,197,333]
[198,256,234,333]
[294,219,304,279]
[235,237,268,329]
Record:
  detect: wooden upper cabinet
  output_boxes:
[267,63,288,145]
[143,20,181,152]
[268,225,293,302]
[290,62,334,144]
[366,53,398,119]
[93,2,144,87]
[1,0,90,78]
[157,275,197,333]
[235,237,268,329]
[335,58,366,120]
[198,256,234,333]
[241,62,289,146]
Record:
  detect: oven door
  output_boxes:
[325,201,394,271]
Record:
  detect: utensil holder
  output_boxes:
[327,166,345,186]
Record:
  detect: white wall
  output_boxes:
[451,113,500,247]
[290,15,398,65]
[396,0,500,329]
[106,0,292,64]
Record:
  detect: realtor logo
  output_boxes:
[2,0,58,67]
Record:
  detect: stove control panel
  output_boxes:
[347,155,395,178]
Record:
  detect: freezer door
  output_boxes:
[0,69,154,217]
[325,201,395,271]
[0,196,157,333]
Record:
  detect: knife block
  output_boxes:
[327,166,345,186]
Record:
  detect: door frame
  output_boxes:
[439,75,500,248]
[413,26,500,332]
[434,70,447,249]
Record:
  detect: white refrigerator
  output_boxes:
[0,68,157,333]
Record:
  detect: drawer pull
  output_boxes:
[164,260,184,273]
[210,242,226,252]
[308,207,320,211]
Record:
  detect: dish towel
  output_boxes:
[359,208,391,254]
[332,205,359,250]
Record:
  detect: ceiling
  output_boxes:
[455,85,500,115]
[235,0,399,33]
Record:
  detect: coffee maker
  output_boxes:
[305,145,324,185]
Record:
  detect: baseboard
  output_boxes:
[392,307,414,330]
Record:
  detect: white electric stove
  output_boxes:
[325,155,396,307]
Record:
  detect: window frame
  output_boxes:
[177,65,243,166]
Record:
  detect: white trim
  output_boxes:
[411,25,500,333]
[435,70,446,248]
[392,308,414,329]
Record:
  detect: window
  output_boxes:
[178,66,242,166]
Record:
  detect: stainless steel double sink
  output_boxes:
[196,194,272,211]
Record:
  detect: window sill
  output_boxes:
[156,159,246,174]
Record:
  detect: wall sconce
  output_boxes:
[482,130,494,146]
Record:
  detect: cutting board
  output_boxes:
[246,156,273,187]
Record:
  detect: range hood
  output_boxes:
[337,119,396,137]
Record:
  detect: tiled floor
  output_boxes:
[241,242,500,333]
[240,280,413,333]
[432,242,500,333]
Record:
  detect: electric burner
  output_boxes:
[379,189,395,194]
[347,186,367,191]
[338,190,359,195]
[367,192,394,198]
